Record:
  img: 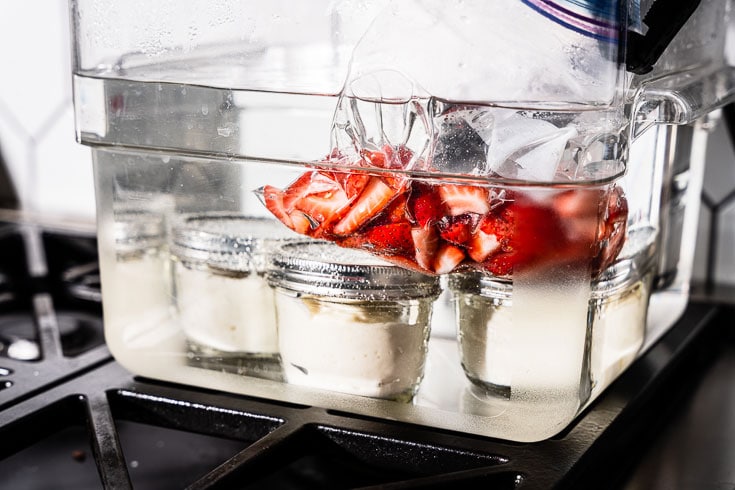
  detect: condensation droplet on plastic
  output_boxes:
[217,125,234,137]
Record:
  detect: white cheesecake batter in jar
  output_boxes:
[171,214,298,364]
[268,242,442,401]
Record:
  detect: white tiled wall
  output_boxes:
[0,3,733,286]
[0,2,96,222]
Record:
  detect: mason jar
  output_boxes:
[449,253,654,402]
[171,214,297,362]
[267,241,442,401]
[106,210,170,328]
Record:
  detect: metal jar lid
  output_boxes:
[267,241,441,301]
[114,210,166,255]
[171,213,298,273]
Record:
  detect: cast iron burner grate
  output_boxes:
[0,220,732,489]
[0,222,109,410]
[0,306,729,487]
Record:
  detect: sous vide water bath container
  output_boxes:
[71,0,734,441]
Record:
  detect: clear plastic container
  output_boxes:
[70,0,734,441]
[267,241,441,401]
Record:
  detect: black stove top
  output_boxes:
[0,221,732,489]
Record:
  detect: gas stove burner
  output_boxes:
[0,314,40,361]
[56,311,104,358]
[61,262,102,303]
[0,272,14,307]
[0,310,104,361]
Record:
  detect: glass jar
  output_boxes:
[267,241,441,401]
[449,244,655,403]
[170,214,297,363]
[106,210,170,328]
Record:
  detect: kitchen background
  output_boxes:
[1,2,734,288]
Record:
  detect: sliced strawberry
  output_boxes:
[553,188,602,244]
[394,145,415,168]
[382,174,409,193]
[332,177,397,235]
[593,185,628,273]
[294,190,350,228]
[439,184,490,216]
[361,149,389,168]
[360,148,409,191]
[483,252,515,276]
[288,211,313,235]
[283,171,342,212]
[374,192,410,225]
[438,214,477,245]
[380,254,432,274]
[476,205,514,246]
[478,199,563,276]
[260,185,293,230]
[508,202,563,266]
[467,229,500,263]
[323,170,371,200]
[552,185,628,275]
[381,144,415,169]
[408,183,443,227]
[362,146,410,170]
[363,222,414,256]
[433,243,465,274]
[412,225,439,271]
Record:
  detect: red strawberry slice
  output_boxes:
[476,205,514,246]
[332,177,397,235]
[433,243,465,274]
[467,229,500,263]
[322,170,371,200]
[411,225,439,271]
[282,171,343,213]
[439,184,490,216]
[374,193,410,225]
[553,188,602,244]
[593,185,628,273]
[294,189,350,227]
[379,254,431,274]
[438,214,477,245]
[362,222,414,256]
[362,146,410,170]
[408,183,443,227]
[337,222,414,256]
[382,144,415,169]
[394,145,415,168]
[288,211,313,235]
[360,148,409,191]
[260,185,293,230]
[361,149,389,168]
[478,200,563,276]
[483,252,515,277]
[552,185,628,275]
